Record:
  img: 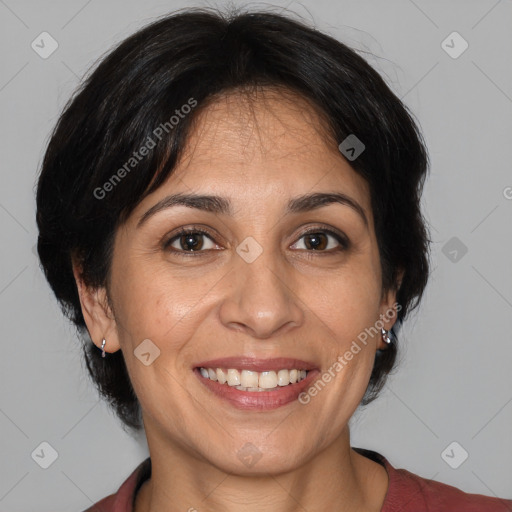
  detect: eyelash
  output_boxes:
[162,225,350,258]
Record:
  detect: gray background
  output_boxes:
[1,0,511,509]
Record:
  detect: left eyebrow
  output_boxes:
[137,191,368,228]
[287,192,368,227]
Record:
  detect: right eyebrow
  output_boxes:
[137,193,232,228]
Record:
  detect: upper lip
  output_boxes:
[194,357,318,372]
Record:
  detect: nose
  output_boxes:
[218,247,304,339]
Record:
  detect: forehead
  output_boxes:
[176,88,368,199]
[179,89,328,169]
[140,87,372,219]
[180,88,334,162]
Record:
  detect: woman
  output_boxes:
[35,7,512,512]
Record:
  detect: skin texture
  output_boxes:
[75,88,400,512]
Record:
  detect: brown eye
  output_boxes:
[163,228,218,255]
[303,232,328,250]
[177,232,206,251]
[291,228,349,253]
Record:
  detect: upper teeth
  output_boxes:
[199,368,308,390]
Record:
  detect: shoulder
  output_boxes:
[82,494,116,512]
[81,457,151,512]
[354,447,512,512]
[384,464,512,511]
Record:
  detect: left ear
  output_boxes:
[377,268,404,349]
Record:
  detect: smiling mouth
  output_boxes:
[198,367,309,391]
[193,357,319,409]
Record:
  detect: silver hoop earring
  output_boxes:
[381,328,391,345]
[101,338,106,358]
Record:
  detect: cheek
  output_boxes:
[109,257,230,387]
[110,255,204,336]
[302,273,382,420]
[309,260,382,343]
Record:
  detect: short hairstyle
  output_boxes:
[36,7,431,432]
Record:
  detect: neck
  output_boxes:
[134,426,388,512]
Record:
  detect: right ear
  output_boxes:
[72,259,121,355]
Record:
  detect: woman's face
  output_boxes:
[83,89,398,474]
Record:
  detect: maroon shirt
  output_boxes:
[83,448,512,511]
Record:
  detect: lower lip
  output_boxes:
[194,368,320,410]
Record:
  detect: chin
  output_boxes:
[200,438,313,477]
